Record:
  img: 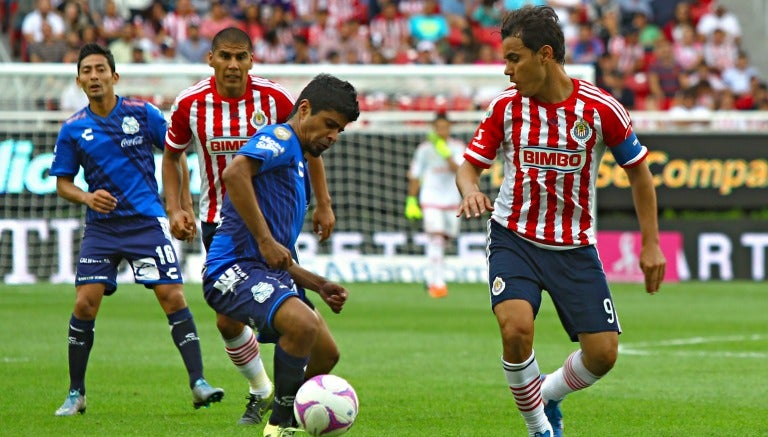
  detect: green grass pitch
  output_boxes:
[1,281,766,436]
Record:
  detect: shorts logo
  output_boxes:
[122,116,140,135]
[251,110,268,129]
[251,282,275,303]
[492,276,505,296]
[133,257,160,281]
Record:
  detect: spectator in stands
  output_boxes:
[154,36,183,63]
[97,0,125,44]
[254,28,289,64]
[199,2,242,41]
[603,69,636,109]
[28,20,68,62]
[405,111,465,299]
[648,38,684,108]
[696,2,741,45]
[702,27,737,72]
[162,0,199,44]
[409,0,449,45]
[721,51,760,98]
[683,59,726,94]
[114,0,153,22]
[662,1,694,44]
[672,24,702,73]
[668,86,712,128]
[177,19,210,63]
[569,21,605,65]
[22,0,65,46]
[108,21,145,63]
[310,7,341,62]
[369,0,410,62]
[412,39,445,64]
[240,4,263,43]
[632,11,661,51]
[61,0,95,36]
[616,0,653,29]
[62,28,83,62]
[290,34,315,64]
[334,18,371,64]
[472,0,503,29]
[134,1,168,50]
[607,24,645,76]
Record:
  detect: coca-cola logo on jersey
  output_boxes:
[207,136,250,154]
[120,136,144,148]
[520,147,585,173]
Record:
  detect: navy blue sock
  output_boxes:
[167,308,204,387]
[67,315,94,395]
[269,344,310,426]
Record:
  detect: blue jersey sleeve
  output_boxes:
[145,102,168,152]
[51,117,81,177]
[238,124,298,173]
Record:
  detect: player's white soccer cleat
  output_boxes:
[55,389,86,416]
[191,378,224,409]
[263,422,303,437]
[238,391,274,425]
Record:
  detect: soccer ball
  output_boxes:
[293,374,359,436]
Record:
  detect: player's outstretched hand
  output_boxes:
[168,208,196,243]
[640,244,666,295]
[318,281,348,314]
[86,189,118,214]
[457,191,494,219]
[260,239,294,270]
[312,204,336,242]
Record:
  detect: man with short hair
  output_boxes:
[51,43,223,417]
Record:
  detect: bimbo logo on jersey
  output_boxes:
[520,146,585,173]
[206,136,250,155]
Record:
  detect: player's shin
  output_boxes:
[224,325,273,397]
[541,349,601,402]
[269,344,309,426]
[168,307,204,387]
[502,352,552,436]
[67,315,95,395]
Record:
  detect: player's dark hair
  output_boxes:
[290,74,360,122]
[77,43,116,73]
[434,111,449,123]
[212,27,253,53]
[500,5,565,65]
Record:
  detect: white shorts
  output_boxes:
[423,207,460,238]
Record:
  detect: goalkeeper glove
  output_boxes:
[428,131,452,159]
[404,196,422,220]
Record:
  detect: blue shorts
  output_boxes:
[77,216,183,295]
[203,261,314,344]
[487,220,621,341]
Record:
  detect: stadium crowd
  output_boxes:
[3,0,765,112]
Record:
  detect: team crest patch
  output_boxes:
[274,126,292,140]
[122,116,140,134]
[570,119,592,143]
[251,282,275,303]
[250,110,267,129]
[492,276,505,296]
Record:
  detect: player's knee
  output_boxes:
[216,314,244,338]
[499,322,534,347]
[283,314,320,351]
[583,345,618,376]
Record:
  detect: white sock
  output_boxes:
[502,352,552,436]
[224,326,272,397]
[542,349,601,402]
[426,234,446,287]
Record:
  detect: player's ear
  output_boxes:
[539,45,554,63]
[112,71,120,84]
[207,50,214,67]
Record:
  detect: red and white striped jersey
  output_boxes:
[165,74,294,223]
[463,78,647,248]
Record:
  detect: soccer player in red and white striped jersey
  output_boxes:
[456,7,666,437]
[162,27,339,426]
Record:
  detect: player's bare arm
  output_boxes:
[625,162,666,294]
[56,176,116,214]
[307,155,335,242]
[287,263,348,314]
[456,161,494,219]
[222,155,293,269]
[161,148,196,242]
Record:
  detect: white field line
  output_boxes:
[618,334,768,358]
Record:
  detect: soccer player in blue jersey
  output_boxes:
[202,73,359,437]
[50,43,224,416]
